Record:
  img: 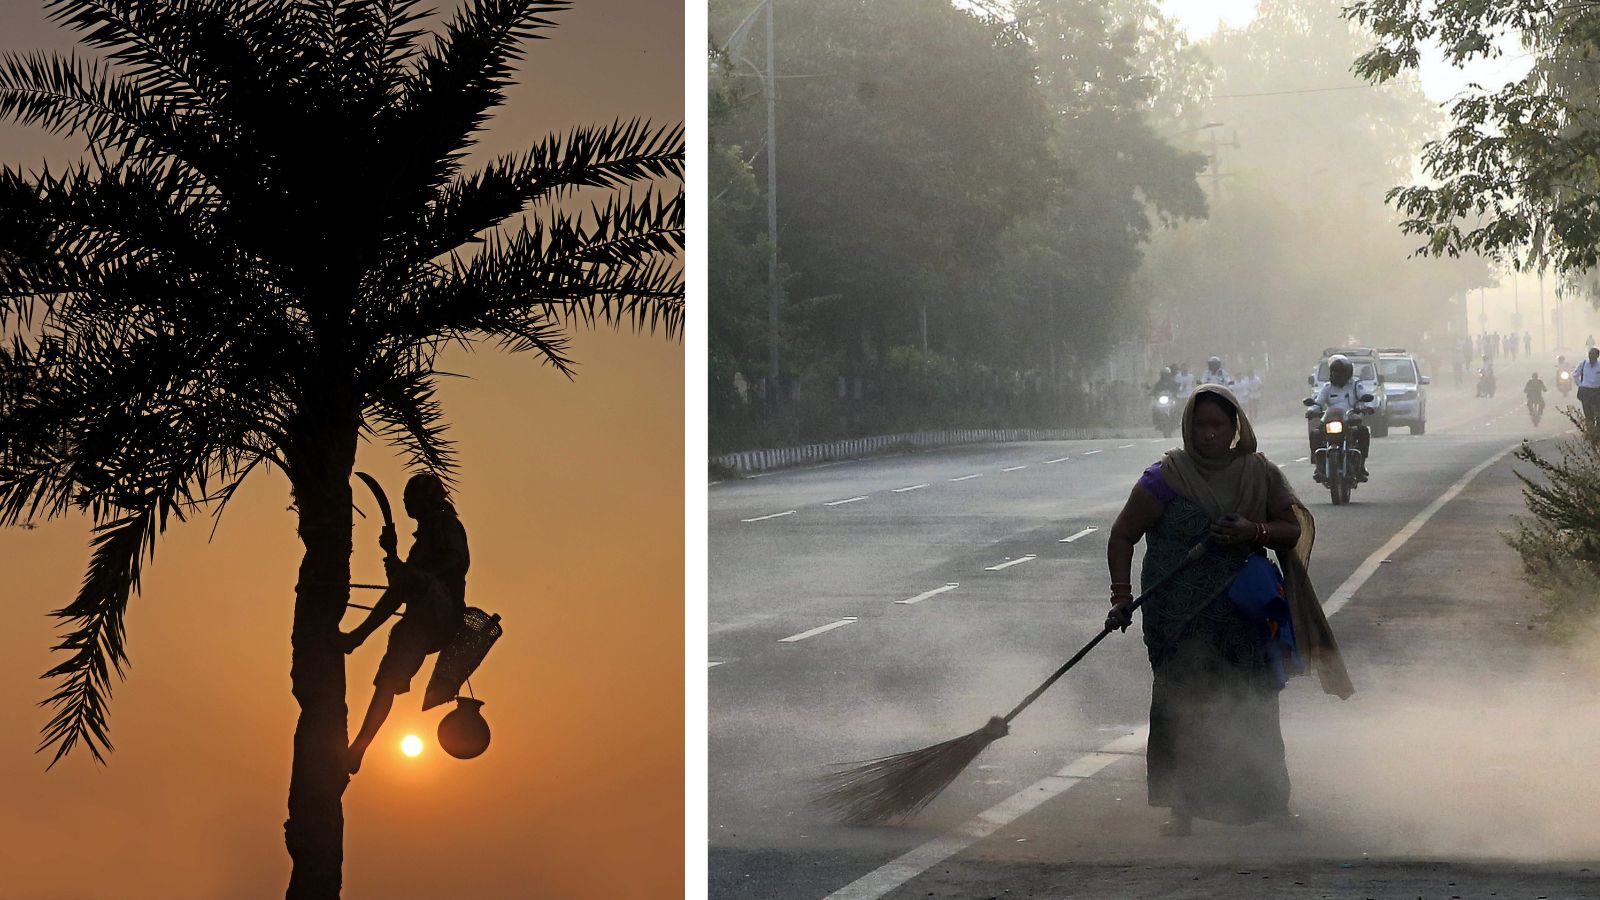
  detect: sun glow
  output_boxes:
[400,735,423,757]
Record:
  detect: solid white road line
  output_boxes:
[1001,465,1028,472]
[778,617,858,643]
[895,583,960,605]
[1059,526,1098,543]
[821,441,1522,900]
[824,729,1149,900]
[741,510,796,523]
[950,473,983,482]
[825,496,868,507]
[1322,441,1519,616]
[892,483,930,493]
[1083,449,1103,455]
[984,555,1036,572]
[1044,457,1069,464]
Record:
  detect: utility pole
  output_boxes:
[1206,127,1239,197]
[1539,270,1547,353]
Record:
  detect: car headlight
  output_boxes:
[1158,395,1170,406]
[1325,421,1344,434]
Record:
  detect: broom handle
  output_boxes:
[1001,540,1211,726]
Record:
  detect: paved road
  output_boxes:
[709,389,1600,899]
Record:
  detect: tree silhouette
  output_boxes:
[0,2,682,896]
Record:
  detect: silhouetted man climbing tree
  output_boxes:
[0,2,682,897]
[342,473,468,774]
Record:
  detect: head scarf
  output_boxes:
[1159,384,1355,698]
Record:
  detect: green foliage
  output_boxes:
[0,0,683,764]
[1348,0,1600,274]
[1508,413,1600,635]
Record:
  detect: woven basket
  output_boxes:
[422,607,503,711]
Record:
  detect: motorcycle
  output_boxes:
[1529,395,1545,426]
[1557,369,1573,397]
[1151,392,1177,438]
[1476,369,1497,398]
[1305,395,1374,506]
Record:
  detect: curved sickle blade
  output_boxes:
[354,471,394,532]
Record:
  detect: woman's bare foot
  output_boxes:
[1159,813,1192,837]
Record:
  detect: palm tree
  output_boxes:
[0,2,682,896]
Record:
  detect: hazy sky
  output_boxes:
[0,3,684,899]
[1160,0,1535,103]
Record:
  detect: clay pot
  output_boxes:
[438,697,490,759]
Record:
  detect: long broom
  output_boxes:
[815,541,1211,825]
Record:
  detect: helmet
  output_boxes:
[1161,366,1173,377]
[1207,356,1222,371]
[1328,354,1352,385]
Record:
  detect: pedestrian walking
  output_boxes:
[1104,385,1352,837]
[1573,348,1600,430]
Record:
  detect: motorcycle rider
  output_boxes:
[1556,354,1573,395]
[1308,354,1372,482]
[1174,364,1195,400]
[1477,354,1496,398]
[1525,371,1547,420]
[1197,355,1234,388]
[1150,366,1178,396]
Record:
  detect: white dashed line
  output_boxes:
[1083,449,1103,455]
[892,483,930,493]
[896,583,960,605]
[950,473,983,482]
[984,555,1036,572]
[1044,457,1069,464]
[1294,456,1309,462]
[1059,526,1098,543]
[778,617,859,643]
[1117,443,1134,449]
[708,661,726,668]
[741,510,796,523]
[825,496,868,507]
[1001,465,1028,472]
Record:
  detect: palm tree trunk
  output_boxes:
[284,434,357,899]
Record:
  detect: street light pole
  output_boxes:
[764,0,780,392]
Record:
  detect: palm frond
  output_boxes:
[37,508,154,766]
[361,368,458,475]
[419,118,684,254]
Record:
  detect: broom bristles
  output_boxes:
[814,716,1009,825]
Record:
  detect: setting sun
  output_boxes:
[400,735,423,758]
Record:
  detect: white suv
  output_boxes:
[1377,349,1429,435]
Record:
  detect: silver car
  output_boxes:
[1377,349,1429,435]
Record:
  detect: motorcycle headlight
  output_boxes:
[1325,421,1345,434]
[1157,396,1171,406]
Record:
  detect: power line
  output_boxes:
[1212,79,1423,99]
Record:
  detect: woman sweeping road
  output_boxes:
[1105,385,1354,836]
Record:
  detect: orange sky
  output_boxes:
[0,3,685,898]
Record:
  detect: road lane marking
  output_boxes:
[984,555,1036,571]
[1294,456,1309,462]
[1082,449,1103,455]
[741,510,796,523]
[892,483,929,493]
[1044,457,1069,464]
[824,728,1149,900]
[708,661,726,668]
[778,617,858,643]
[1001,465,1028,472]
[822,442,1522,900]
[1117,443,1134,449]
[1323,441,1519,616]
[950,473,983,482]
[895,583,959,605]
[825,496,868,506]
[1059,526,1098,543]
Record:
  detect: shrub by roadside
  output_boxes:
[1508,411,1600,637]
